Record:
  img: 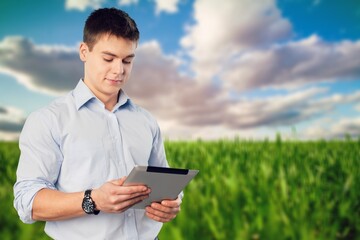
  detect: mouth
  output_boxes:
[106,78,124,84]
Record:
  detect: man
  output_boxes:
[14,8,181,240]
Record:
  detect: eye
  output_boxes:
[123,59,132,64]
[103,58,113,62]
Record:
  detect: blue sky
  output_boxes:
[0,0,359,140]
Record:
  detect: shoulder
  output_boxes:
[24,92,74,133]
[21,93,76,144]
[30,93,71,118]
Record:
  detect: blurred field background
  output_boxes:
[1,137,359,240]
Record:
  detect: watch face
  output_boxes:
[82,198,94,214]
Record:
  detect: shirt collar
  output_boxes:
[73,79,132,111]
[115,89,132,110]
[73,79,95,110]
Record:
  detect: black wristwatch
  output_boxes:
[82,189,100,215]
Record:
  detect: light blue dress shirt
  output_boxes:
[14,80,169,240]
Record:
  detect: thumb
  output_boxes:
[111,176,127,186]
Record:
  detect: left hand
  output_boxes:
[145,197,182,222]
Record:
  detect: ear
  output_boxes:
[79,42,88,62]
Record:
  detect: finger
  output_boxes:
[146,211,167,223]
[151,201,180,214]
[160,199,181,208]
[113,194,149,212]
[145,207,176,223]
[122,188,151,201]
[109,188,151,205]
[149,203,180,216]
[120,185,150,195]
[108,184,150,196]
[110,176,126,186]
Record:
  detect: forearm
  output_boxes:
[32,188,85,221]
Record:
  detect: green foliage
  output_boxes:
[0,142,51,240]
[160,139,360,240]
[1,139,359,240]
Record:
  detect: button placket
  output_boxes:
[108,112,127,177]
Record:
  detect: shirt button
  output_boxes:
[127,213,132,217]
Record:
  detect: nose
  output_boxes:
[113,60,124,75]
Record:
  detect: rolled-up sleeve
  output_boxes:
[13,110,62,223]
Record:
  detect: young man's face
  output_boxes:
[79,34,137,103]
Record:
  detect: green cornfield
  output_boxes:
[1,137,359,239]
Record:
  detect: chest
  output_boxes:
[57,108,154,189]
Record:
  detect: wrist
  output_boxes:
[91,189,100,211]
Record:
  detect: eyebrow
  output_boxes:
[101,51,135,59]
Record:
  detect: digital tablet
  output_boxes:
[123,165,199,209]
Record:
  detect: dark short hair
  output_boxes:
[83,8,140,50]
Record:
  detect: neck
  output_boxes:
[103,98,117,111]
[99,91,120,111]
[82,80,120,111]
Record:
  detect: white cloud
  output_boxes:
[2,1,359,141]
[127,41,358,138]
[0,36,82,96]
[316,90,360,106]
[181,0,292,82]
[65,0,105,11]
[125,40,228,125]
[224,87,331,129]
[0,105,25,140]
[66,0,178,15]
[332,118,360,137]
[181,0,360,94]
[118,0,138,6]
[303,117,360,139]
[355,104,360,112]
[222,35,360,91]
[1,32,359,141]
[154,0,180,15]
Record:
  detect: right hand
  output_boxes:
[91,177,150,213]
